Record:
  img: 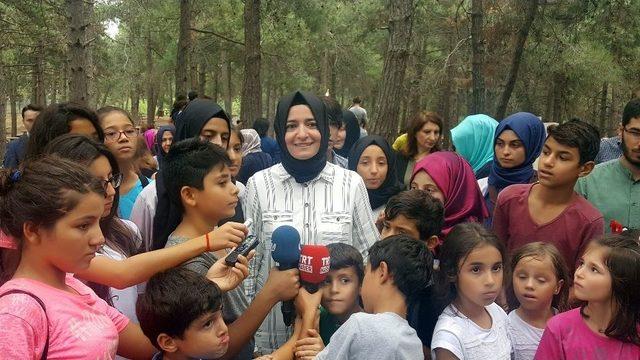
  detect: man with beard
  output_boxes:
[576,98,640,231]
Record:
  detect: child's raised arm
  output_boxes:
[75,222,247,289]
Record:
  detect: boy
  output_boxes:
[163,138,301,360]
[493,119,604,269]
[380,189,444,250]
[137,267,230,360]
[318,243,364,345]
[310,235,431,359]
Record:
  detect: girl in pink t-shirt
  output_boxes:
[535,232,640,359]
[0,156,156,359]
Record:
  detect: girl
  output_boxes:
[432,222,511,360]
[243,90,379,353]
[222,128,246,224]
[451,114,498,179]
[25,102,105,161]
[43,134,242,325]
[0,157,156,359]
[506,242,569,360]
[535,232,640,359]
[237,128,273,185]
[154,124,175,170]
[348,135,404,216]
[410,151,489,236]
[396,111,443,187]
[97,106,148,220]
[487,112,545,214]
[334,110,361,158]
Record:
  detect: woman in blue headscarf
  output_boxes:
[486,112,545,216]
[451,114,499,179]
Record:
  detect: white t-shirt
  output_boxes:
[507,309,552,360]
[431,303,511,360]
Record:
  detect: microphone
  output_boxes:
[298,245,331,293]
[270,225,301,327]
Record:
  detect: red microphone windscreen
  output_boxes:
[299,245,331,285]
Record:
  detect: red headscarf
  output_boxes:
[411,151,489,235]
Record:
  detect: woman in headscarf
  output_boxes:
[334,109,361,158]
[451,114,499,179]
[143,128,157,153]
[236,128,273,184]
[243,90,379,354]
[410,151,489,236]
[396,111,443,187]
[487,112,545,216]
[348,135,404,216]
[153,124,176,170]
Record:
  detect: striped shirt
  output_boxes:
[243,162,379,353]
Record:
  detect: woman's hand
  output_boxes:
[294,287,323,318]
[205,250,254,292]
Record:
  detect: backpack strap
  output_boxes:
[0,289,49,360]
[138,173,150,188]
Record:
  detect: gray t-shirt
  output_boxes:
[316,312,423,360]
[165,234,254,360]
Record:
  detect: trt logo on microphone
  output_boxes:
[299,254,330,274]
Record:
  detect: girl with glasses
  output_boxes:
[97,106,150,220]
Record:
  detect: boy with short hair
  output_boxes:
[318,243,364,345]
[162,138,301,360]
[493,119,604,269]
[312,235,431,359]
[137,267,230,360]
[380,189,444,250]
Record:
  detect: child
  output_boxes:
[318,243,364,345]
[506,242,570,360]
[431,223,511,360]
[97,106,149,220]
[160,138,301,359]
[534,232,640,359]
[137,267,230,360]
[308,235,432,359]
[380,189,445,250]
[221,128,246,224]
[0,156,156,359]
[493,119,604,270]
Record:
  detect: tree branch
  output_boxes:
[190,27,245,46]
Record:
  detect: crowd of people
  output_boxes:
[0,90,638,360]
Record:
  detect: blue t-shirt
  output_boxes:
[119,178,148,220]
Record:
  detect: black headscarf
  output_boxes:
[275,91,329,183]
[335,110,361,158]
[175,99,231,142]
[153,99,231,250]
[348,135,404,209]
[154,124,176,168]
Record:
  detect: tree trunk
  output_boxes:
[240,0,262,127]
[146,30,156,127]
[470,0,485,114]
[67,0,91,105]
[51,74,58,104]
[371,0,414,141]
[407,39,426,119]
[9,82,17,137]
[495,0,538,120]
[32,39,46,106]
[0,65,7,159]
[131,91,140,125]
[221,49,233,115]
[599,82,608,132]
[198,61,207,96]
[175,0,191,98]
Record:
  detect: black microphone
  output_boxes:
[270,225,301,326]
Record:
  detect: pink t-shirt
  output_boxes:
[535,308,640,359]
[0,274,130,360]
[492,183,604,269]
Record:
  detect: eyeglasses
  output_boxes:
[623,127,640,141]
[101,173,123,191]
[104,127,139,142]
